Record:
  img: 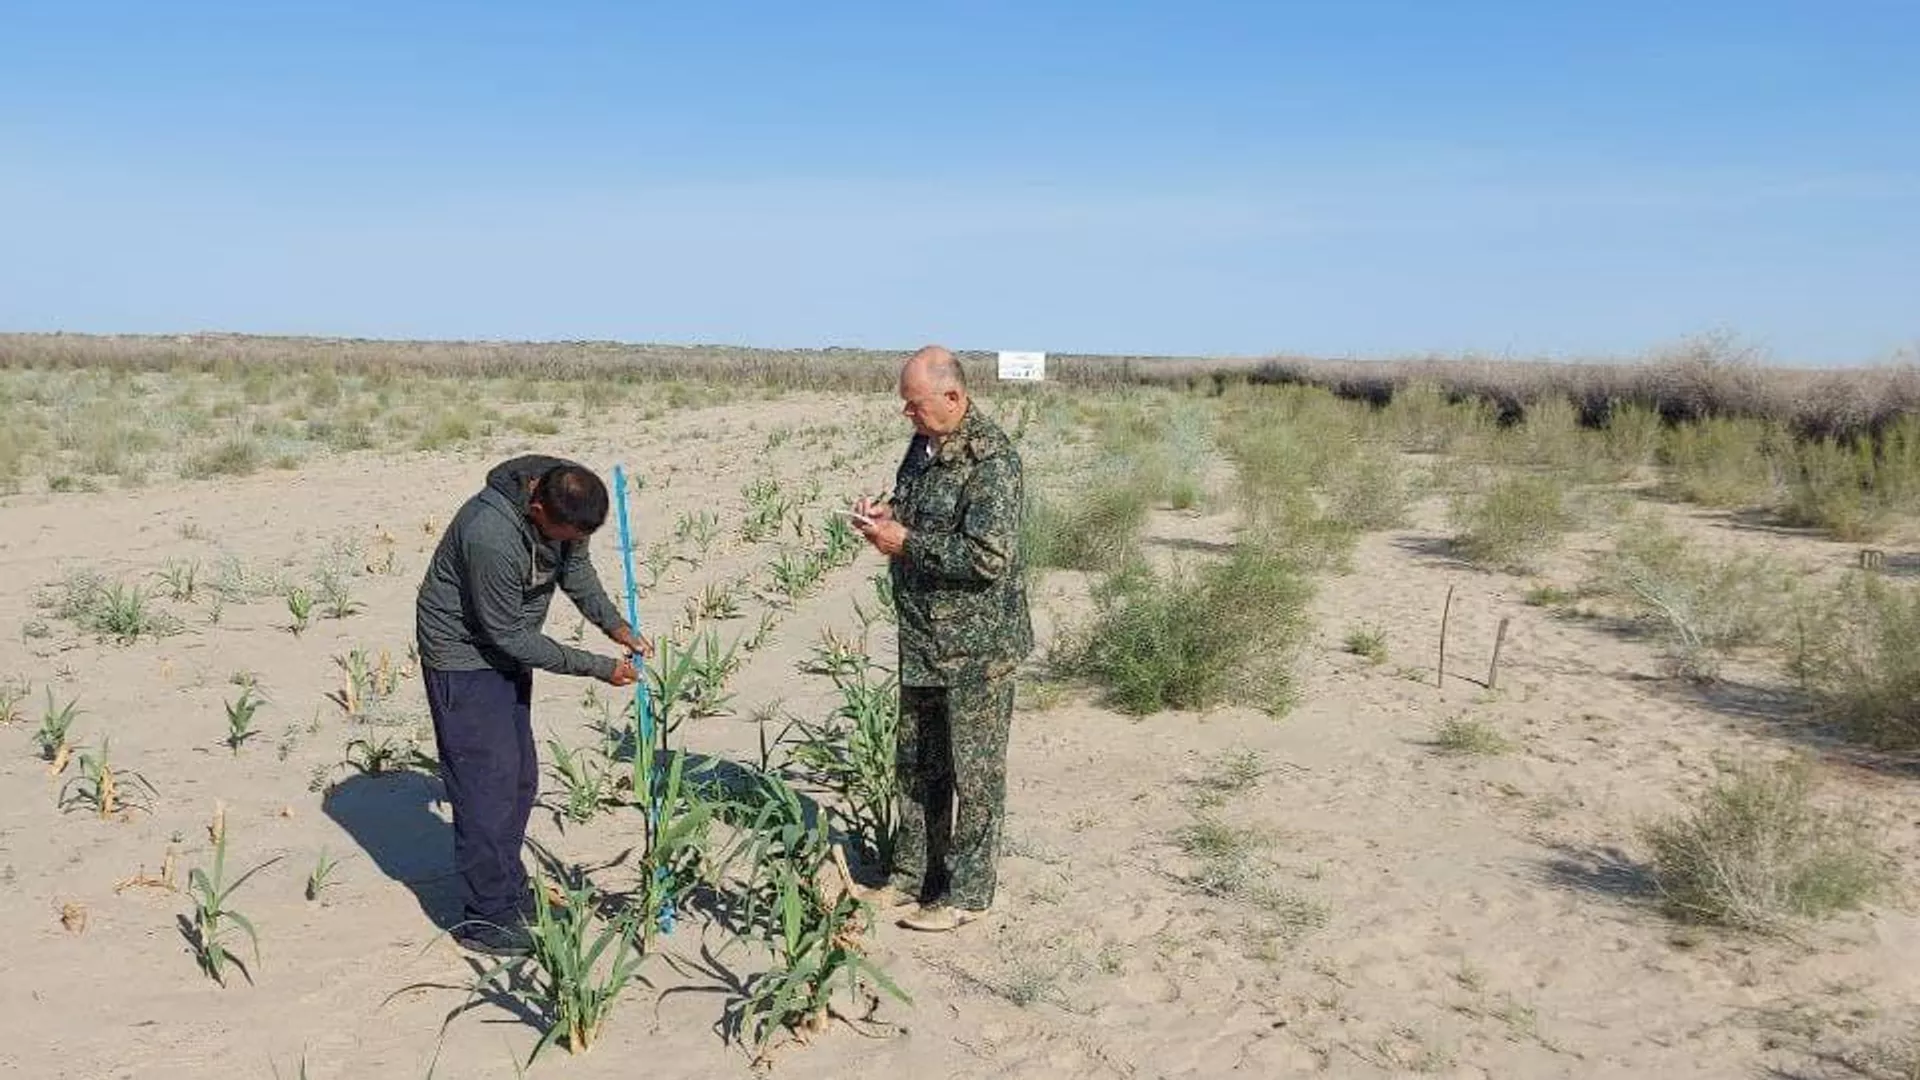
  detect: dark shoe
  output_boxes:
[454,920,533,957]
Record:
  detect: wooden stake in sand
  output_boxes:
[1436,585,1455,691]
[1487,616,1510,690]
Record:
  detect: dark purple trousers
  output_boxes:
[422,666,537,929]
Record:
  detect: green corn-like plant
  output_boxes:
[184,816,282,986]
[224,687,265,754]
[544,738,617,825]
[285,587,314,636]
[35,690,81,761]
[59,737,159,818]
[780,664,901,867]
[727,811,910,1060]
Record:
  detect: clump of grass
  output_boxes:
[1788,573,1920,747]
[285,586,314,636]
[1175,816,1268,897]
[0,677,29,725]
[1448,474,1579,572]
[181,435,262,478]
[55,571,183,643]
[1642,757,1891,932]
[1432,716,1511,756]
[1063,546,1312,715]
[1187,748,1266,809]
[1343,625,1388,665]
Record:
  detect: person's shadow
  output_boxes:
[321,771,464,931]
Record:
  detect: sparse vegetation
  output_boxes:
[184,808,282,986]
[1432,716,1512,756]
[1642,757,1891,932]
[1788,573,1920,747]
[1449,473,1579,572]
[1344,625,1388,665]
[1063,546,1311,715]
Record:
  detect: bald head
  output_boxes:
[898,344,970,438]
[902,345,966,392]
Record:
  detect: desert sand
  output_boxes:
[2,387,1917,1080]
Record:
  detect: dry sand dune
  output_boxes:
[2,390,1917,1079]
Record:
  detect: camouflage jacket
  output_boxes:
[889,403,1035,687]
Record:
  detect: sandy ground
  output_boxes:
[2,391,1918,1079]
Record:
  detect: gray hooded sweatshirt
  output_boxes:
[414,455,631,680]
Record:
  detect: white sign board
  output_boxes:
[997,351,1047,382]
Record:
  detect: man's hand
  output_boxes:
[858,518,908,557]
[853,494,894,523]
[605,657,640,687]
[611,624,655,660]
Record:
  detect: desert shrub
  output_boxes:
[1601,402,1663,476]
[1592,515,1791,681]
[1322,445,1410,531]
[1062,546,1312,715]
[181,435,263,478]
[1643,757,1891,932]
[1379,381,1494,454]
[1779,435,1890,541]
[1448,474,1578,572]
[1659,416,1781,507]
[1788,573,1920,747]
[1022,473,1152,573]
[1486,395,1594,476]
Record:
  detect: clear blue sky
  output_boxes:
[2,2,1915,364]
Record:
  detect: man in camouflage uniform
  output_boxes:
[853,345,1033,932]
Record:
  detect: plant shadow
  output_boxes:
[1639,676,1920,781]
[1533,842,1661,909]
[321,770,462,931]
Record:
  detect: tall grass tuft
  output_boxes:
[1643,757,1891,932]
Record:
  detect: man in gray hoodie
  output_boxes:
[415,454,648,955]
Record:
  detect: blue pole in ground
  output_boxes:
[611,465,673,933]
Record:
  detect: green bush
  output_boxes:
[1064,546,1311,715]
[1659,416,1781,507]
[1448,474,1578,572]
[1643,757,1890,932]
[1789,573,1920,747]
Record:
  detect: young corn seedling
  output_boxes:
[35,689,81,764]
[59,738,158,819]
[285,586,314,636]
[182,810,282,986]
[431,869,649,1063]
[766,550,826,605]
[631,749,728,944]
[674,509,721,554]
[688,580,744,623]
[868,571,895,621]
[342,734,438,778]
[544,738,618,825]
[820,512,861,568]
[224,687,265,755]
[742,610,780,654]
[728,811,909,1062]
[305,847,344,902]
[685,631,742,719]
[780,665,901,867]
[799,625,866,678]
[740,476,791,544]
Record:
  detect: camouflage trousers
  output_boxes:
[887,674,1015,910]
